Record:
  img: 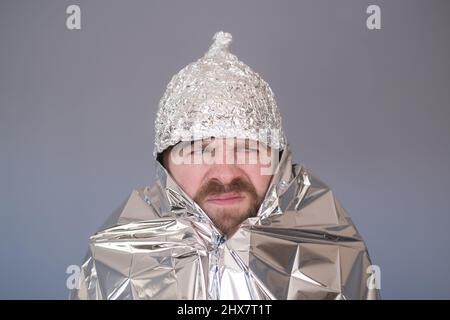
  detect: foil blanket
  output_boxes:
[69,147,379,300]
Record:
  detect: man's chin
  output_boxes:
[201,204,255,236]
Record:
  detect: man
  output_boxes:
[70,31,379,300]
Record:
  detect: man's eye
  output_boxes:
[190,146,209,155]
[237,147,259,153]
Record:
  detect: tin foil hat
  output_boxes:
[154,31,287,156]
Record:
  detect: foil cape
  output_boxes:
[70,147,379,300]
[154,31,287,156]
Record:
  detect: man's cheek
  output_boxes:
[253,178,270,198]
[190,180,205,199]
[176,177,197,199]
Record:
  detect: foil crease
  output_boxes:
[70,147,379,300]
[154,31,287,156]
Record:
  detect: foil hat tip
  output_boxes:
[206,31,233,56]
[154,30,287,156]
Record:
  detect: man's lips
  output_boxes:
[206,193,245,205]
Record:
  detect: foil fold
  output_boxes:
[70,147,379,300]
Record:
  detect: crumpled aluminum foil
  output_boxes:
[154,31,287,156]
[69,146,379,300]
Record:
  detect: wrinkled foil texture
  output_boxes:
[154,31,287,156]
[70,147,379,300]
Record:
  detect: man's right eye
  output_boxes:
[189,147,205,155]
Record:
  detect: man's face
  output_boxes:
[163,138,275,237]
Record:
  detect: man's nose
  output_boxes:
[207,163,243,186]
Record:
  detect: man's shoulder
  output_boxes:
[94,185,163,233]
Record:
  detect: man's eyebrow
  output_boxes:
[202,138,216,147]
[174,141,193,150]
[179,138,272,149]
[177,139,213,150]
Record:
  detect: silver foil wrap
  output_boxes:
[70,147,379,300]
[154,31,287,156]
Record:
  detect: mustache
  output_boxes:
[194,178,258,203]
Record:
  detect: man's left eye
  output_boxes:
[238,147,258,153]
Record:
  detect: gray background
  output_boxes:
[1,0,449,299]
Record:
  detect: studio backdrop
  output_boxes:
[1,0,449,299]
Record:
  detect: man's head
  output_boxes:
[161,138,275,236]
[154,31,287,236]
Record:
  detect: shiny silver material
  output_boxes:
[154,31,287,156]
[69,146,379,300]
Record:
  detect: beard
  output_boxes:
[193,177,263,237]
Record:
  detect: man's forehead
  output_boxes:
[177,138,269,148]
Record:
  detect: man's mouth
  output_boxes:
[206,192,245,205]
